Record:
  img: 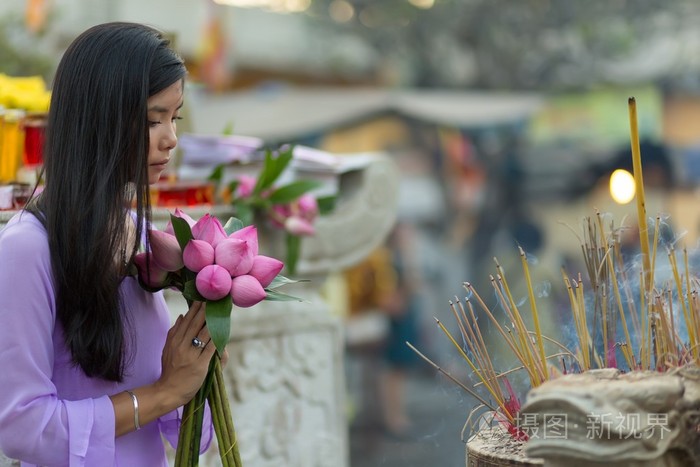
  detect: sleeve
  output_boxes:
[158,402,213,454]
[0,221,116,466]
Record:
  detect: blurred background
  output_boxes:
[4,0,700,465]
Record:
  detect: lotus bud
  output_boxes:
[215,238,254,276]
[297,193,318,220]
[149,229,184,271]
[195,264,232,301]
[228,225,259,256]
[133,252,169,289]
[230,274,267,308]
[192,214,227,247]
[269,204,291,229]
[164,208,196,236]
[183,239,215,273]
[249,255,284,288]
[235,175,256,199]
[248,255,284,288]
[284,216,315,236]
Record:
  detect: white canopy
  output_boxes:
[187,86,544,142]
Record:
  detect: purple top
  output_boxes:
[0,212,212,466]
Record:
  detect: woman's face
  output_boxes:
[146,80,183,185]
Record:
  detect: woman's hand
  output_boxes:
[156,301,216,406]
[111,302,218,436]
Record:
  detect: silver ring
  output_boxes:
[192,337,205,349]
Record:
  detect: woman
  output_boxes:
[0,22,215,466]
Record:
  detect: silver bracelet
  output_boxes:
[126,390,141,431]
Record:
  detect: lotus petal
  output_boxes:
[230,274,266,307]
[248,255,284,288]
[183,239,215,273]
[149,229,184,271]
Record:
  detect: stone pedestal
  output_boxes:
[0,154,399,466]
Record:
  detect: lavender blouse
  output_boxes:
[0,212,212,466]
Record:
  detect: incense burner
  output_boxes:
[520,366,700,466]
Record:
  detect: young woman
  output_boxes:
[0,22,215,466]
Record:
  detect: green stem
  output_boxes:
[175,397,195,466]
[208,367,233,467]
[214,357,242,466]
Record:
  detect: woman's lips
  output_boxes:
[150,159,169,169]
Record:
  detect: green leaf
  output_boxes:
[266,274,305,289]
[170,213,193,251]
[183,280,205,302]
[205,297,233,354]
[208,164,225,184]
[285,233,301,276]
[316,195,336,215]
[223,216,245,235]
[222,121,234,136]
[268,180,322,205]
[227,179,240,196]
[253,147,294,194]
[264,288,304,302]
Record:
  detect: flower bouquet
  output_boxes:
[132,208,302,466]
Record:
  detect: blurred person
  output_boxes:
[343,222,424,438]
[0,23,216,466]
[379,222,424,438]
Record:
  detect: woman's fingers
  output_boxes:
[173,301,205,344]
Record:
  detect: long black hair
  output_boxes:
[34,22,186,381]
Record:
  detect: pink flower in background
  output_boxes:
[196,264,232,301]
[266,194,319,237]
[297,193,318,220]
[284,216,315,236]
[230,274,267,307]
[234,175,256,199]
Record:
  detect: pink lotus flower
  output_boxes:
[249,255,284,288]
[228,225,259,256]
[134,252,169,288]
[150,230,184,271]
[192,214,227,247]
[234,175,256,199]
[196,264,232,301]
[284,216,315,236]
[215,238,254,276]
[269,204,292,229]
[183,239,215,273]
[230,275,266,307]
[297,193,318,220]
[164,208,196,236]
